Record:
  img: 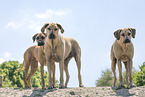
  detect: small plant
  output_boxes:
[85,95,89,97]
[19,88,23,91]
[102,88,105,90]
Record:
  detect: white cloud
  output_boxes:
[4,52,11,58]
[5,9,72,31]
[6,21,20,29]
[5,18,29,29]
[35,9,71,19]
[0,58,6,64]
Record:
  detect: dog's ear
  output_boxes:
[32,33,38,43]
[56,23,64,34]
[114,29,122,40]
[128,28,136,38]
[41,23,49,35]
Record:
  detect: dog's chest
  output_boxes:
[50,52,60,62]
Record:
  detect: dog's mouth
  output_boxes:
[38,40,45,46]
[123,39,131,44]
[49,32,56,39]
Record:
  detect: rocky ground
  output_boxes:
[0,86,145,97]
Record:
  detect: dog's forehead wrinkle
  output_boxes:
[48,25,57,30]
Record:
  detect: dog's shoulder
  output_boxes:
[112,40,120,47]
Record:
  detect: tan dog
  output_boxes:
[41,23,84,89]
[111,28,136,88]
[16,33,56,89]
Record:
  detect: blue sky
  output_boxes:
[0,0,145,87]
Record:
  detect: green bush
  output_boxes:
[96,69,116,86]
[133,62,145,86]
[0,61,58,88]
[96,68,136,87]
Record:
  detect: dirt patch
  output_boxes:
[0,86,145,97]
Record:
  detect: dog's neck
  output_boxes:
[118,40,130,52]
[40,46,44,51]
[46,36,61,51]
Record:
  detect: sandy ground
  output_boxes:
[0,86,145,97]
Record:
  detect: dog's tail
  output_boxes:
[16,61,25,72]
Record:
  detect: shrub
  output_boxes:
[0,61,58,88]
[133,62,145,86]
[96,69,114,86]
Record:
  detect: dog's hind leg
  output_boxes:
[64,58,71,88]
[27,59,38,87]
[74,55,84,87]
[23,61,31,88]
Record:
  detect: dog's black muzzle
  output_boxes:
[123,37,130,43]
[49,31,56,39]
[38,40,44,46]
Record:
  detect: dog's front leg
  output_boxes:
[128,60,136,88]
[40,65,46,90]
[59,60,65,88]
[117,59,125,88]
[125,61,130,88]
[47,60,53,89]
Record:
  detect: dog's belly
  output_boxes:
[120,55,128,62]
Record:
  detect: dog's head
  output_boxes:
[114,28,136,44]
[32,33,46,46]
[41,23,64,40]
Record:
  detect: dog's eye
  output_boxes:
[41,36,45,39]
[36,37,39,40]
[128,33,131,36]
[55,28,58,31]
[47,28,51,30]
[121,33,125,36]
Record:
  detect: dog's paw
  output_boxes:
[53,84,57,88]
[42,86,47,90]
[111,87,118,90]
[59,85,65,89]
[79,84,84,87]
[118,84,125,89]
[48,85,53,89]
[130,84,136,88]
[25,86,32,89]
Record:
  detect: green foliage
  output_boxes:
[96,69,115,86]
[0,61,58,88]
[133,62,145,86]
[0,61,23,87]
[96,68,136,87]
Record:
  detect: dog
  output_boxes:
[41,23,84,89]
[16,33,56,89]
[111,28,136,88]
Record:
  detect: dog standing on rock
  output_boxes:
[41,23,84,89]
[111,28,136,89]
[16,33,56,89]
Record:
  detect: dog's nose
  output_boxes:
[49,32,56,39]
[38,40,44,46]
[124,37,130,43]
